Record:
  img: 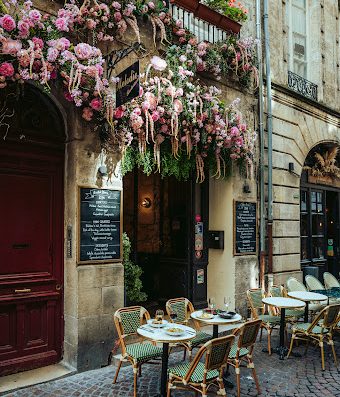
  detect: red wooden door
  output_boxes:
[0,143,64,375]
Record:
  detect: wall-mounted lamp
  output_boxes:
[243,183,251,193]
[288,162,299,177]
[141,197,152,208]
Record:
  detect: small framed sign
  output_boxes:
[78,187,122,264]
[234,200,257,256]
[116,61,140,107]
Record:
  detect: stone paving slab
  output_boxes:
[2,334,340,397]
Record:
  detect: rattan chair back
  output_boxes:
[165,297,193,324]
[247,289,265,318]
[305,275,324,291]
[269,285,284,298]
[237,319,262,350]
[287,277,306,292]
[307,304,340,332]
[184,335,235,382]
[323,272,340,289]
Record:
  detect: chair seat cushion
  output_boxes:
[189,331,212,347]
[168,362,219,383]
[126,342,162,363]
[293,323,329,334]
[286,309,305,318]
[228,342,249,359]
[258,314,281,324]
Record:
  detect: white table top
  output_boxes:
[287,291,327,302]
[191,310,242,325]
[262,297,306,309]
[137,323,196,343]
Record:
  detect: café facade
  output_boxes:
[0,0,259,375]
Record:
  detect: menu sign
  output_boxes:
[234,201,257,255]
[79,188,122,263]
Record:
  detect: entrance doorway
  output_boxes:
[0,86,65,375]
[123,170,209,311]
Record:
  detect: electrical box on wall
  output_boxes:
[208,231,224,249]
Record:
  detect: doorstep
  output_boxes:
[0,362,76,395]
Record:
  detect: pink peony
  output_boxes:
[90,97,102,111]
[112,1,121,9]
[82,107,93,121]
[74,43,93,60]
[114,12,122,22]
[0,62,14,77]
[2,39,22,56]
[47,47,59,62]
[151,111,160,122]
[175,29,186,36]
[32,37,44,50]
[86,19,96,29]
[28,10,42,23]
[0,15,16,31]
[113,107,125,119]
[18,20,30,37]
[150,56,167,71]
[176,19,183,28]
[55,17,69,32]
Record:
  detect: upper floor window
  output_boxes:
[287,0,308,78]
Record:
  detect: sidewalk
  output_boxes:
[2,334,340,397]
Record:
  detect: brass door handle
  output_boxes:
[14,288,31,293]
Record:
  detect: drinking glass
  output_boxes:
[155,309,164,322]
[224,297,231,312]
[208,297,215,311]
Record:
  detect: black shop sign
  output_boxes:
[115,61,140,107]
[234,201,257,255]
[78,187,122,263]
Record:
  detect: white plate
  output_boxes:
[147,319,168,328]
[196,312,214,320]
[165,327,185,337]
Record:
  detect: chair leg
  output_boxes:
[286,334,295,359]
[260,327,263,341]
[267,329,272,355]
[133,366,138,397]
[188,348,193,361]
[183,347,187,361]
[113,359,122,384]
[167,379,172,397]
[235,360,241,397]
[330,338,338,367]
[320,340,325,371]
[201,383,207,397]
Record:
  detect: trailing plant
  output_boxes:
[123,232,147,303]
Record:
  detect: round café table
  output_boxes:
[262,297,305,360]
[191,310,243,388]
[287,291,327,323]
[137,323,196,397]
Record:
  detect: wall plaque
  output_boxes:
[234,201,257,255]
[78,187,122,264]
[116,61,140,107]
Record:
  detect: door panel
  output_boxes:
[0,144,63,375]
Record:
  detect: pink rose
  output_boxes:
[90,97,102,111]
[18,20,30,38]
[0,62,14,77]
[112,1,121,9]
[82,107,93,121]
[113,107,125,119]
[55,17,69,32]
[47,48,59,62]
[86,19,96,29]
[74,43,93,60]
[114,12,122,22]
[0,15,16,31]
[2,39,22,56]
[151,111,159,122]
[175,29,186,37]
[176,20,183,28]
[32,37,44,50]
[150,56,167,71]
[28,10,42,23]
[173,99,183,113]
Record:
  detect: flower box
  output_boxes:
[171,1,242,34]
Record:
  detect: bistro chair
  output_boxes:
[323,272,340,289]
[228,319,262,397]
[305,274,325,291]
[166,297,211,360]
[287,304,340,370]
[269,285,304,321]
[287,276,326,312]
[166,334,235,397]
[113,306,163,397]
[246,289,280,355]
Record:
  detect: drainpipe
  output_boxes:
[263,0,274,288]
[256,0,265,290]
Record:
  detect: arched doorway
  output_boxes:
[300,142,340,280]
[0,85,65,375]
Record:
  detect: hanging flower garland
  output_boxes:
[112,56,256,182]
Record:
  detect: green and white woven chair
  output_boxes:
[228,319,262,397]
[287,276,326,312]
[166,297,212,360]
[167,334,235,397]
[323,272,340,289]
[305,275,339,304]
[287,304,340,370]
[246,288,280,355]
[113,306,162,397]
[269,285,304,321]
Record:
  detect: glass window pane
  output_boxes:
[311,191,317,203]
[312,214,324,236]
[301,191,307,212]
[301,238,309,261]
[301,214,308,236]
[312,237,325,260]
[292,7,306,35]
[317,192,322,202]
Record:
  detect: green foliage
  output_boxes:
[123,233,147,303]
[204,0,248,22]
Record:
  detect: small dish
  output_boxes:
[218,311,236,319]
[147,319,168,328]
[197,312,214,320]
[165,327,185,336]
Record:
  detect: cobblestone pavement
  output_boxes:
[3,334,340,397]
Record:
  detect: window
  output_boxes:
[287,0,308,78]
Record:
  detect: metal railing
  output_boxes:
[287,70,318,101]
[169,4,229,43]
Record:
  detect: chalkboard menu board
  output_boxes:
[79,187,122,263]
[234,201,257,255]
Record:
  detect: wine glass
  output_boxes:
[224,297,231,312]
[155,309,164,323]
[169,311,178,323]
[208,297,215,311]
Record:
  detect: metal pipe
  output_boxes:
[256,0,266,289]
[263,0,274,279]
